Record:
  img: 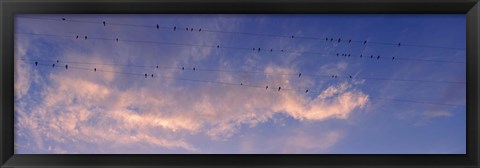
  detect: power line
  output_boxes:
[15,32,466,64]
[18,60,466,107]
[17,16,466,51]
[21,59,466,85]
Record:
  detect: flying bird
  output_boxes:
[185,28,188,31]
[156,65,159,69]
[371,55,373,58]
[182,67,184,70]
[190,28,193,31]
[291,35,294,38]
[350,75,352,79]
[270,49,273,52]
[281,50,284,52]
[337,53,339,56]
[151,74,154,78]
[326,38,328,41]
[258,48,260,52]
[348,54,351,57]
[217,45,219,48]
[330,38,333,42]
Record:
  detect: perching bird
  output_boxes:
[326,38,328,41]
[94,68,96,72]
[371,55,373,58]
[103,21,106,26]
[182,67,184,70]
[241,83,243,85]
[57,60,59,63]
[156,65,159,69]
[278,87,281,91]
[281,50,284,52]
[337,53,339,56]
[305,90,309,93]
[335,75,338,78]
[332,75,335,78]
[291,35,294,38]
[330,38,333,42]
[116,38,118,42]
[76,35,79,39]
[174,26,176,31]
[199,28,202,32]
[349,40,352,43]
[270,49,273,52]
[156,24,159,29]
[398,43,401,46]
[360,54,363,58]
[377,56,380,60]
[52,64,55,67]
[348,54,351,57]
[185,28,188,31]
[217,45,219,48]
[298,73,301,77]
[258,48,261,52]
[338,38,341,43]
[190,28,193,31]
[266,86,268,90]
[145,74,147,78]
[364,40,367,44]
[85,36,87,40]
[65,65,68,69]
[392,57,395,60]
[61,18,66,21]
[349,75,352,79]
[35,61,38,66]
[151,74,154,78]
[193,67,195,71]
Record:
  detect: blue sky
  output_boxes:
[14,14,466,154]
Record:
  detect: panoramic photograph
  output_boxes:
[14,14,466,154]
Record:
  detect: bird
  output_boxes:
[342,54,344,56]
[190,28,193,31]
[182,67,184,70]
[85,36,87,40]
[156,24,159,29]
[278,87,281,91]
[348,54,351,57]
[241,83,243,85]
[151,74,154,78]
[116,38,118,42]
[298,73,301,77]
[360,54,363,58]
[94,68,96,72]
[371,55,373,58]
[270,49,273,52]
[253,48,255,51]
[56,60,59,63]
[332,75,335,78]
[377,55,380,60]
[156,65,159,69]
[338,38,341,43]
[291,35,294,38]
[305,89,309,93]
[52,64,55,67]
[35,61,38,66]
[258,48,261,52]
[349,40,352,43]
[392,57,395,60]
[199,28,202,32]
[325,38,328,41]
[185,28,188,31]
[337,53,339,56]
[103,21,106,26]
[281,50,284,52]
[330,38,333,42]
[364,40,367,44]
[65,65,68,69]
[174,26,176,31]
[217,45,219,48]
[145,74,147,78]
[266,86,268,90]
[349,75,352,79]
[398,43,401,47]
[76,35,79,39]
[193,67,196,71]
[61,18,66,21]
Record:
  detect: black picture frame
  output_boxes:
[1,0,479,168]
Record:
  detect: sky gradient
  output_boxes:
[14,14,466,154]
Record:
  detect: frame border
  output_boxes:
[1,0,479,167]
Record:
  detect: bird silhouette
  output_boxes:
[281,50,284,52]
[61,18,66,21]
[116,38,119,42]
[182,67,184,70]
[392,57,395,60]
[217,45,219,48]
[185,28,188,31]
[291,35,294,38]
[342,54,344,56]
[349,75,352,79]
[57,60,59,63]
[398,43,401,47]
[278,87,281,91]
[337,53,339,56]
[156,65,159,69]
[199,28,202,32]
[190,28,193,31]
[326,38,328,41]
[52,64,55,67]
[35,61,38,66]
[305,90,309,93]
[145,74,147,78]
[151,74,154,78]
[266,86,268,90]
[76,35,79,39]
[364,40,367,44]
[270,49,273,52]
[298,73,301,77]
[103,21,106,26]
[241,83,243,85]
[258,48,260,52]
[94,68,96,72]
[371,55,373,58]
[174,26,176,31]
[193,67,195,71]
[348,54,351,57]
[349,40,352,43]
[330,38,333,42]
[85,36,87,40]
[377,56,380,60]
[338,38,341,43]
[360,54,363,58]
[156,24,159,29]
[65,65,68,69]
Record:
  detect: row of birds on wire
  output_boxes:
[19,59,466,107]
[18,16,465,51]
[15,32,465,64]
[25,58,465,85]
